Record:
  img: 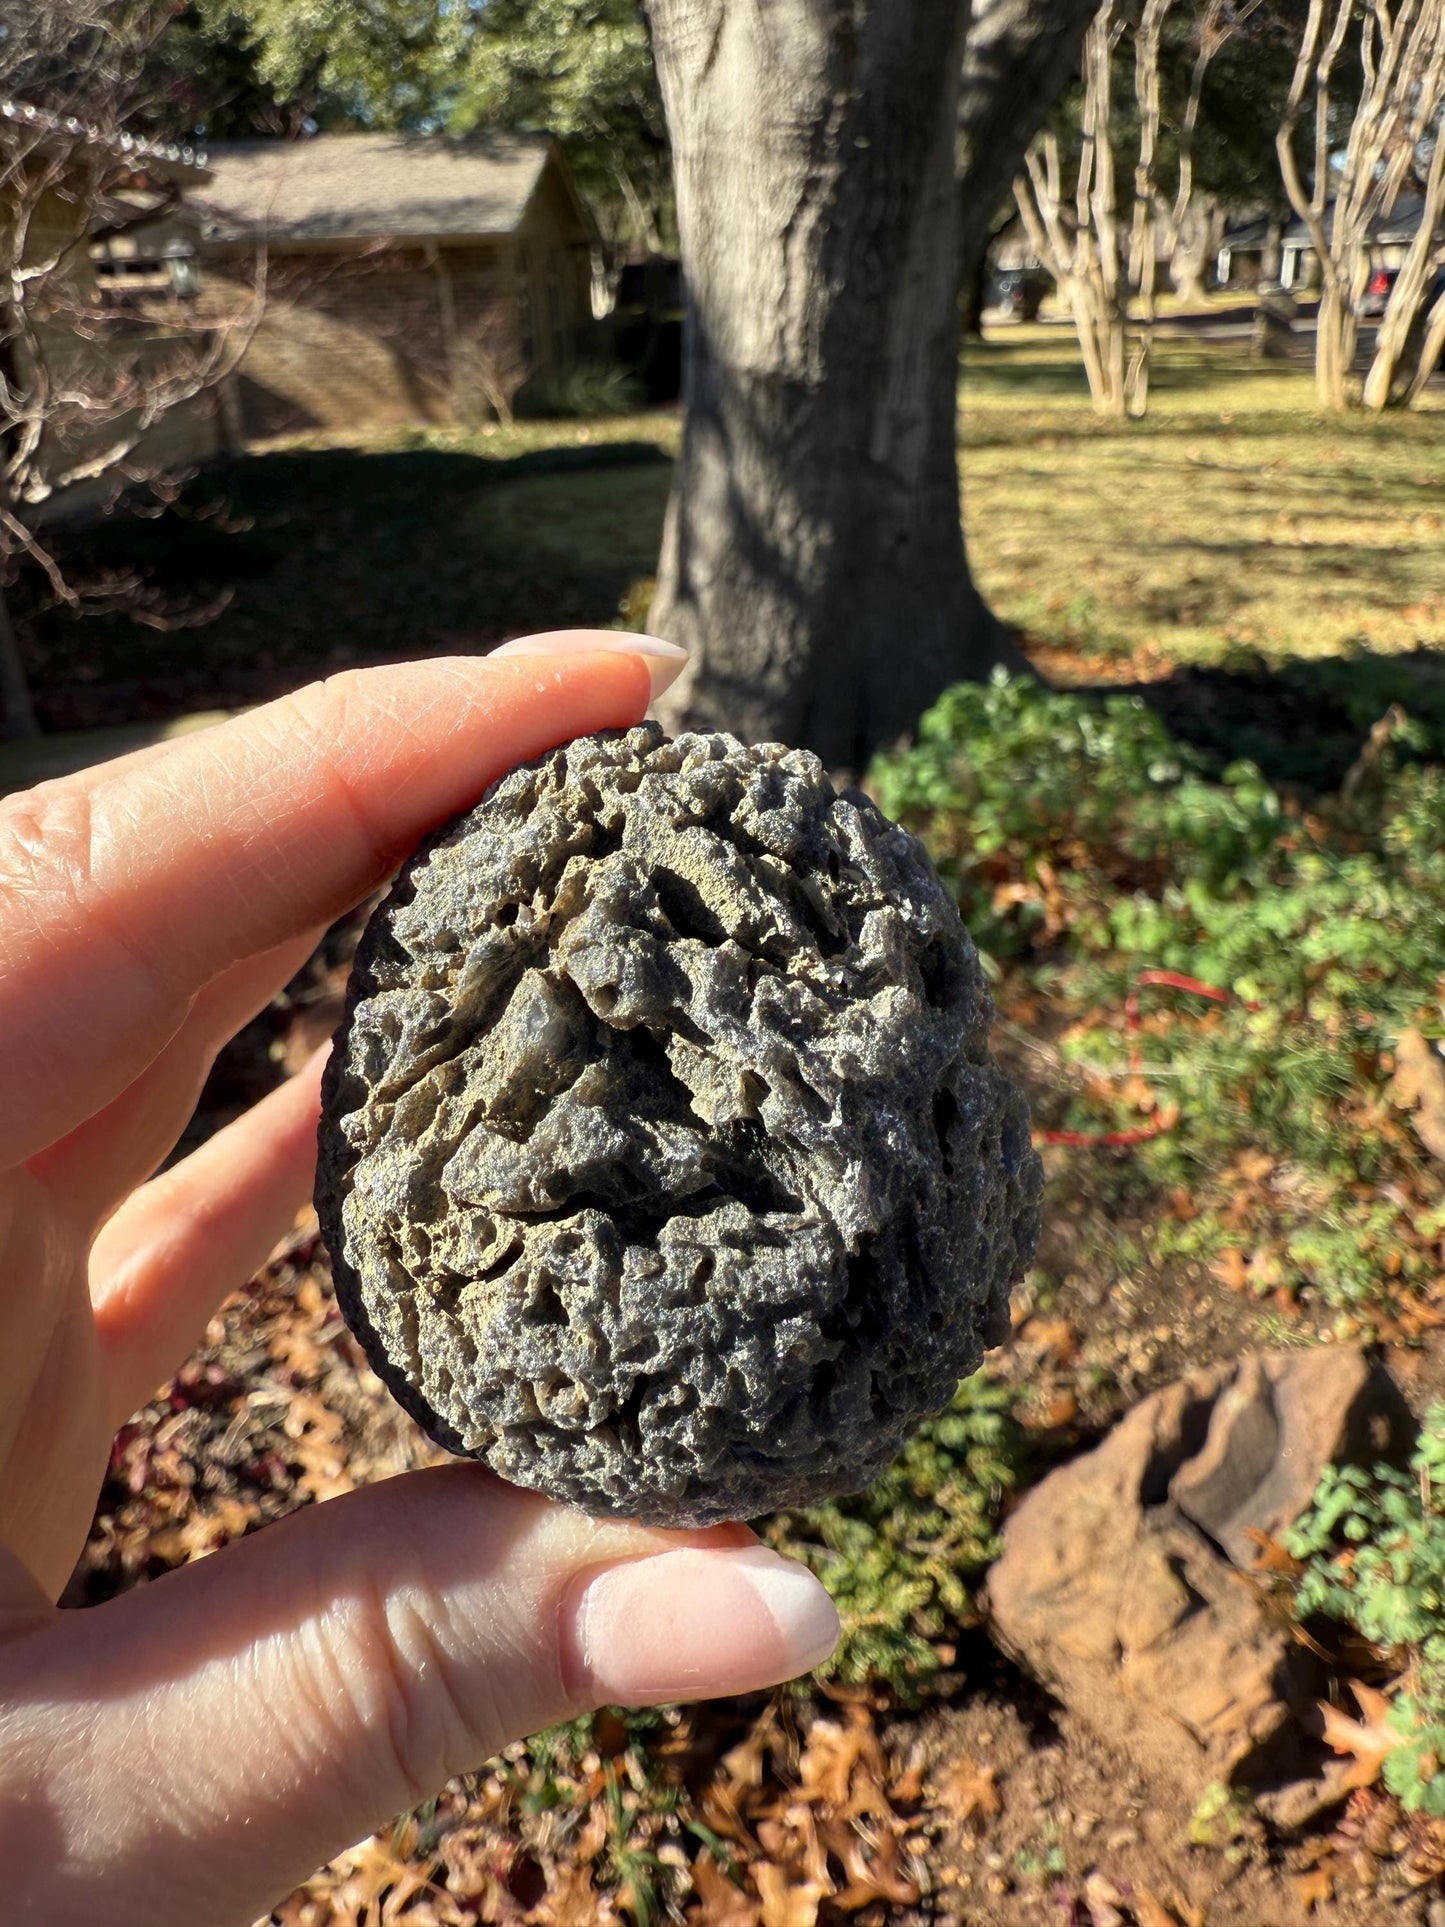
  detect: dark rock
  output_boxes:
[317,723,1042,1526]
[986,1348,1414,1817]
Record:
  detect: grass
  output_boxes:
[21,329,1445,719]
[961,328,1445,669]
[23,420,676,700]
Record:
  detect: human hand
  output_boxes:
[0,638,840,1926]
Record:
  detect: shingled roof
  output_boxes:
[194,132,560,245]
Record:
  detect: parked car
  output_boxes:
[990,268,1051,321]
[1359,264,1445,318]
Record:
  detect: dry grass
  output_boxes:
[961,327,1445,669]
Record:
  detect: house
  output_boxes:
[1219,198,1443,291]
[1,98,228,510]
[194,133,598,437]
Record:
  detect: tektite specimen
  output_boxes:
[317,724,1042,1526]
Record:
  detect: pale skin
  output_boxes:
[0,637,840,1926]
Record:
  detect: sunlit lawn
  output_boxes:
[961,325,1445,668]
[28,329,1445,711]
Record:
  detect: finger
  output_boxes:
[0,646,653,1169]
[28,930,321,1227]
[90,1050,326,1427]
[0,1469,838,1927]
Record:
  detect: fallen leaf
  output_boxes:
[1291,1866,1335,1912]
[797,1709,891,1820]
[1024,1316,1079,1365]
[541,1857,607,1926]
[1390,1028,1445,1161]
[1132,1889,1184,1927]
[821,1819,921,1909]
[1210,1248,1250,1294]
[1317,1680,1400,1792]
[1241,1526,1305,1576]
[932,1755,1000,1827]
[687,1850,762,1927]
[754,1858,829,1927]
[1083,1869,1125,1927]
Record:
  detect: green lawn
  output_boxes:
[21,331,1445,727]
[961,327,1445,670]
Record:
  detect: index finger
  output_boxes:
[1,649,651,1169]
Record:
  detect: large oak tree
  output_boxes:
[646,0,1096,769]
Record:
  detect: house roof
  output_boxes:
[1279,196,1441,250]
[194,132,561,246]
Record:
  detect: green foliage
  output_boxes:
[1286,1410,1445,1814]
[192,0,461,128]
[519,360,648,420]
[450,0,670,250]
[870,671,1281,960]
[759,1374,1027,1695]
[873,674,1445,1308]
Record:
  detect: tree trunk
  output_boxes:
[0,586,39,741]
[961,249,988,339]
[1315,278,1356,409]
[1407,292,1445,406]
[1363,126,1445,411]
[957,0,1102,287]
[645,0,1022,772]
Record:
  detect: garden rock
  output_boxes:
[317,723,1042,1527]
[986,1348,1414,1818]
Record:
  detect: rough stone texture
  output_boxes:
[986,1348,1415,1823]
[317,723,1042,1527]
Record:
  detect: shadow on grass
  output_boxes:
[22,439,674,729]
[1095,645,1445,790]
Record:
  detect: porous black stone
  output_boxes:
[317,723,1042,1526]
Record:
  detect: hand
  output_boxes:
[0,638,840,1927]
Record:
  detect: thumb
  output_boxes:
[0,1466,838,1927]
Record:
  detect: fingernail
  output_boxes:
[565,1545,840,1703]
[489,629,688,700]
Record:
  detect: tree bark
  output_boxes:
[957,0,1101,287]
[645,0,1025,772]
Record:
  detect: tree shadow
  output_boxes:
[1093,646,1445,790]
[23,440,675,729]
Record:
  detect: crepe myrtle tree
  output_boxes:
[645,0,1101,773]
[0,0,261,740]
[1277,0,1445,410]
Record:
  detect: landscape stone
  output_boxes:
[986,1348,1414,1818]
[317,723,1042,1526]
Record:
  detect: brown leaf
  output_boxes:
[1083,1870,1126,1927]
[797,1709,891,1820]
[1317,1680,1401,1792]
[536,1858,606,1927]
[1390,1028,1445,1161]
[754,1860,829,1927]
[687,1851,763,1927]
[1132,1890,1185,1927]
[821,1820,921,1910]
[1241,1526,1305,1576]
[932,1755,1000,1827]
[1291,1866,1335,1912]
[1210,1247,1250,1294]
[1024,1316,1079,1365]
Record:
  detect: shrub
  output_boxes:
[759,1373,1027,1694]
[1286,1409,1445,1814]
[873,676,1445,1307]
[517,360,647,420]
